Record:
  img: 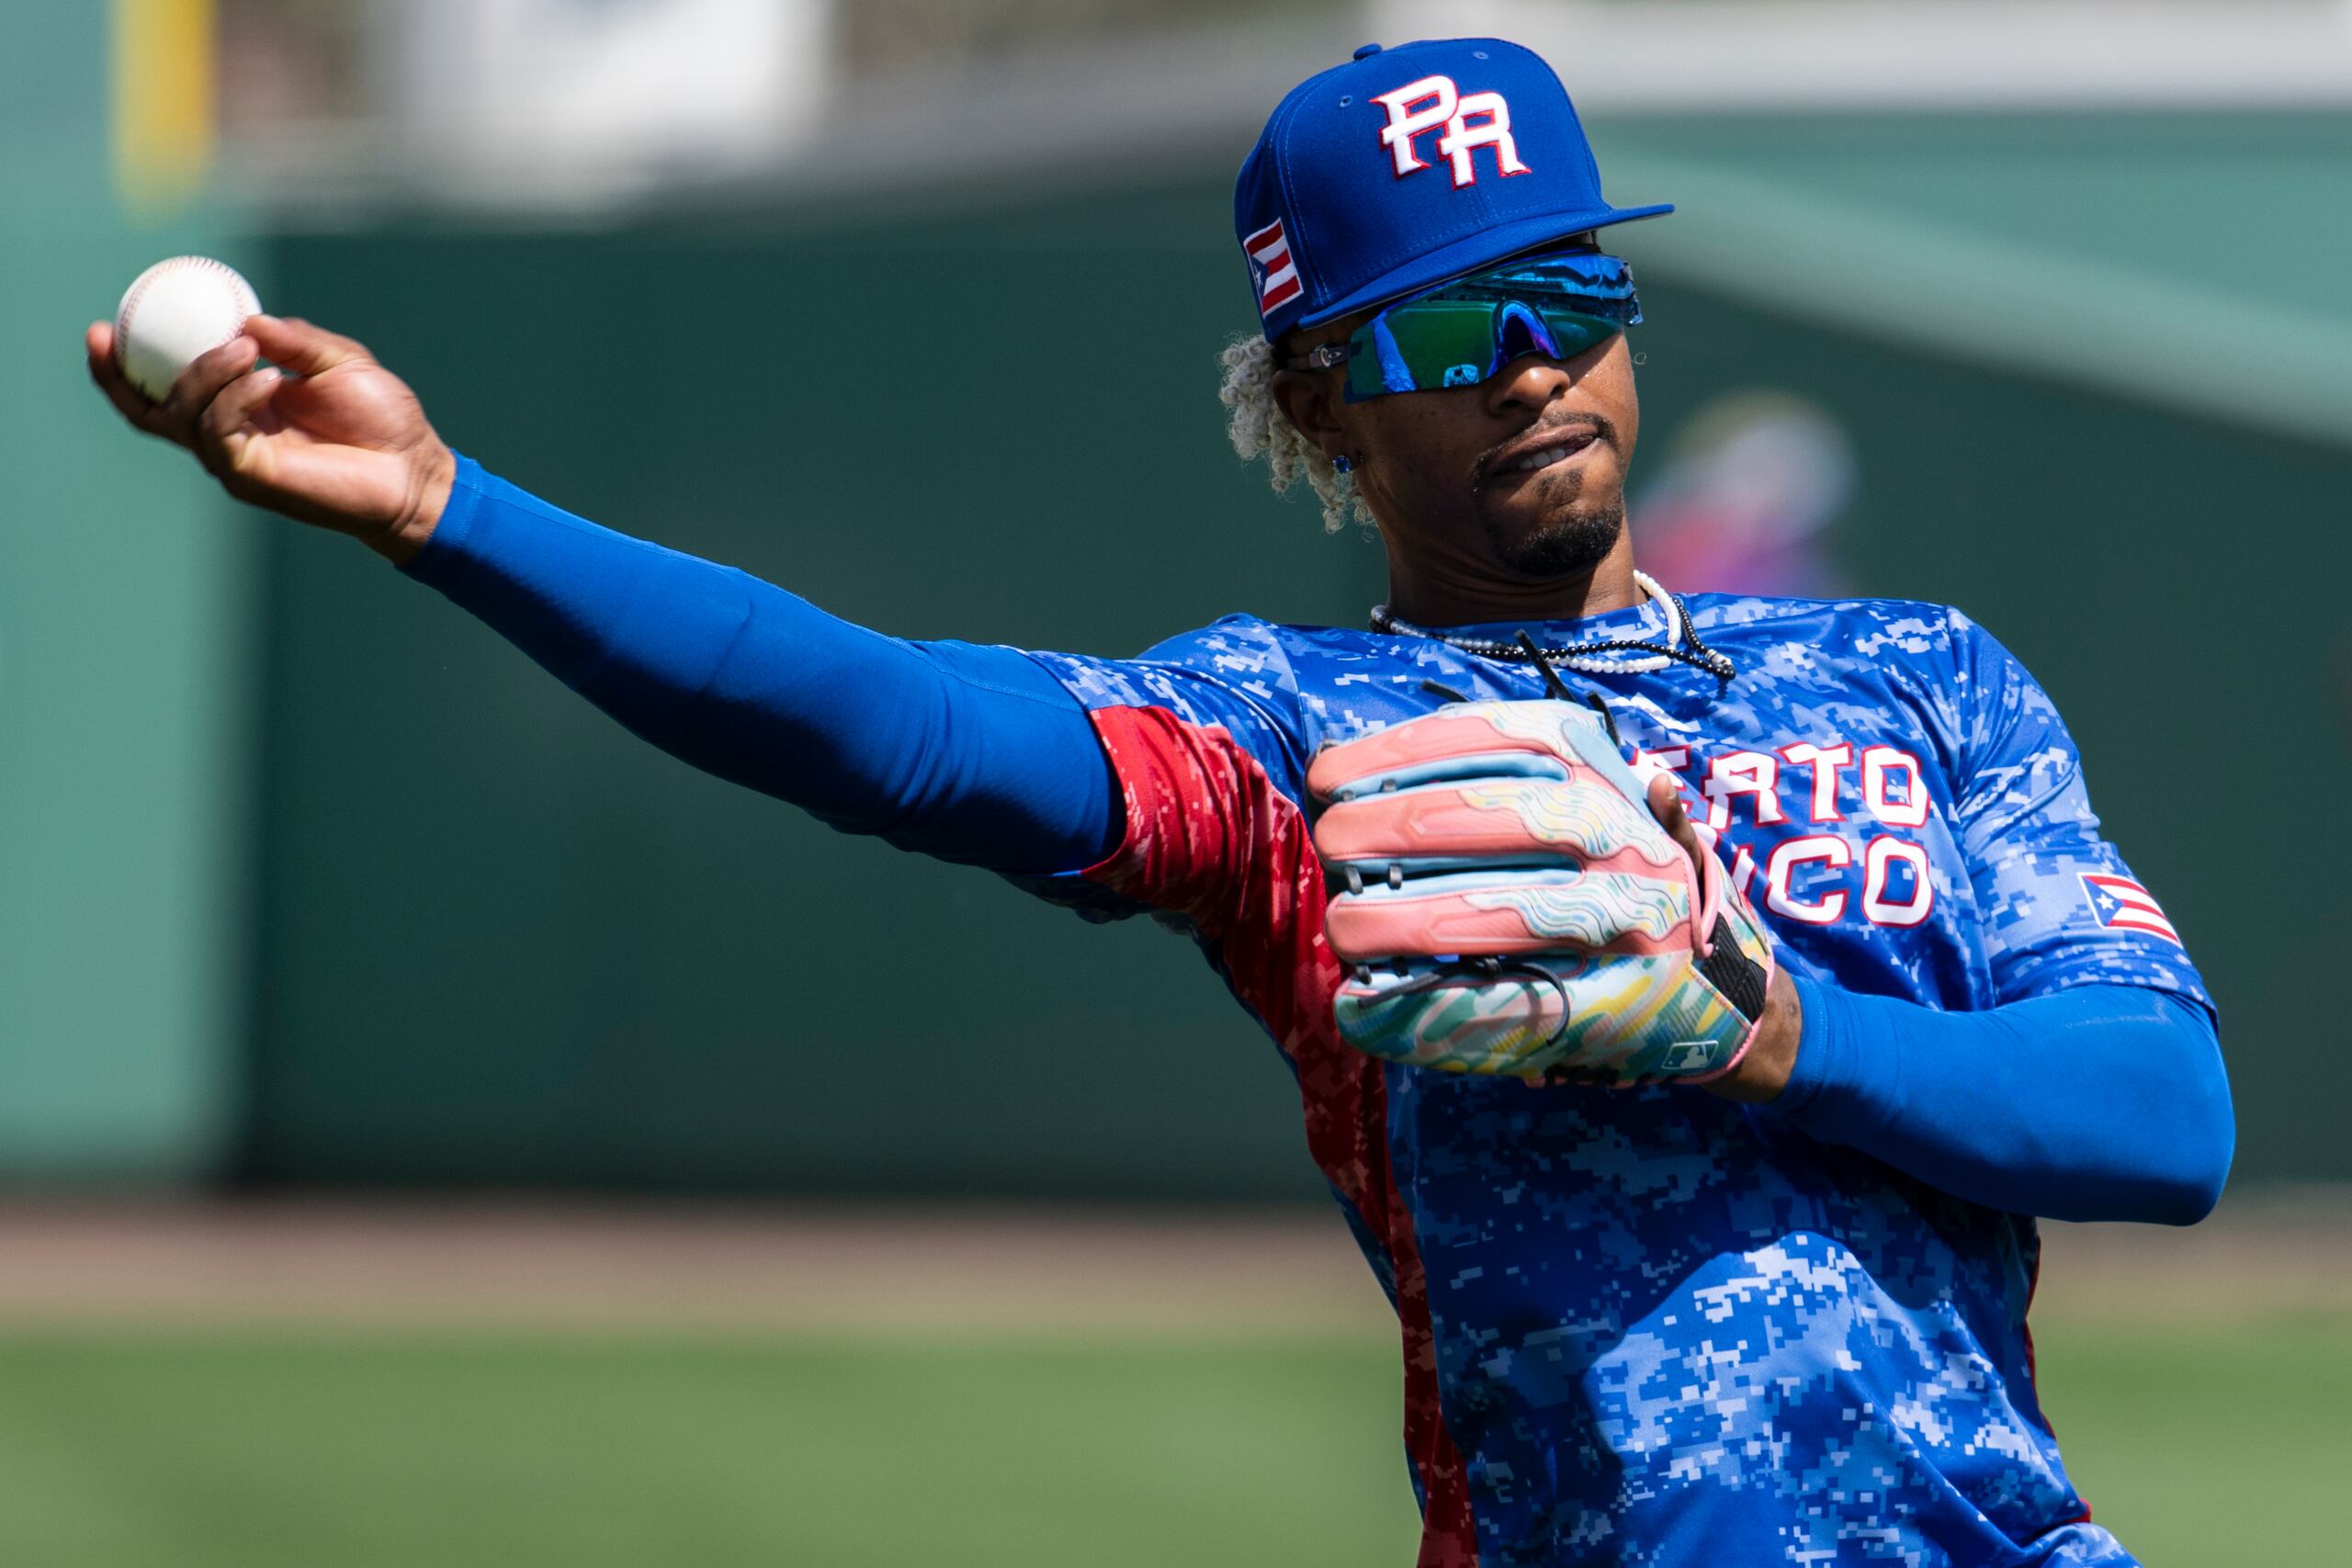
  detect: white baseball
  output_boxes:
[113,256,264,402]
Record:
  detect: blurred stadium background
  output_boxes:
[4,1,2349,1562]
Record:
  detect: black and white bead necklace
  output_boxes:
[1368,570,1737,681]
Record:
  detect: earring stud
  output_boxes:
[1334,454,1353,474]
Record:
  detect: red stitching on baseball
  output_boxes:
[115,257,259,378]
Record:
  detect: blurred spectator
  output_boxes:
[1632,390,1856,598]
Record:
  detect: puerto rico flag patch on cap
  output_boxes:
[2081,873,2182,945]
[1243,219,1302,319]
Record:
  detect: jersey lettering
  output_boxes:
[1780,741,1851,823]
[1862,836,1936,927]
[1766,834,1852,924]
[1862,746,1931,829]
[1703,750,1785,830]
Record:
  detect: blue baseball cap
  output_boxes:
[1235,38,1671,342]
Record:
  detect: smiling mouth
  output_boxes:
[1492,429,1600,480]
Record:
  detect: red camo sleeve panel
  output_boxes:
[1077,703,1480,1568]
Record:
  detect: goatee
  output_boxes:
[1490,502,1624,580]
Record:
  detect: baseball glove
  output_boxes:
[1306,699,1774,1085]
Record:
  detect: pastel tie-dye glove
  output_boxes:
[1306,700,1774,1084]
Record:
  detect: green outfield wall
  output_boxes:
[0,6,253,1181]
[244,155,2349,1196]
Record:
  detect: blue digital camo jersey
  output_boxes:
[1023,592,2210,1568]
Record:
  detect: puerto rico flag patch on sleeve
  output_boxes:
[2081,873,2182,945]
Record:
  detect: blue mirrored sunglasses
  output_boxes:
[1293,250,1643,402]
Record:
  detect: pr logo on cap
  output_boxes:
[1374,75,1529,187]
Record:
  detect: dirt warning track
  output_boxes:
[0,1190,2336,1336]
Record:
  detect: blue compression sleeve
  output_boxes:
[401,457,1119,874]
[1777,976,2233,1224]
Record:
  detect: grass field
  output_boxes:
[0,1204,2338,1566]
[2036,1322,2351,1566]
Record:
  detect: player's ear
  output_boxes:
[1270,371,1339,456]
[1270,334,1349,463]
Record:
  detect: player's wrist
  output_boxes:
[1702,965,1803,1103]
[368,439,456,566]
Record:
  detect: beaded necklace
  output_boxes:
[1368,570,1737,681]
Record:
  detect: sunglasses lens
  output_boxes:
[1341,251,1640,401]
[1348,303,1500,397]
[1345,302,1628,400]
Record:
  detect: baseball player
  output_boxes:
[89,37,2232,1568]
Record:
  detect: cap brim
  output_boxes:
[1295,201,1674,331]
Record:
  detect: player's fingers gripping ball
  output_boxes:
[1306,701,1775,1084]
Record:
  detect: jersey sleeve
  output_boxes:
[1951,612,2213,1018]
[1012,619,1310,925]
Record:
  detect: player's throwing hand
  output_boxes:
[85,313,453,561]
[1308,700,1779,1086]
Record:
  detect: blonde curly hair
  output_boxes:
[1216,334,1376,534]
